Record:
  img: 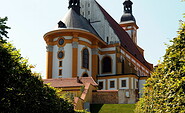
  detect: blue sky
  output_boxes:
[0,0,184,78]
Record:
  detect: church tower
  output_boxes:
[44,0,101,80]
[119,0,138,44]
[43,0,153,105]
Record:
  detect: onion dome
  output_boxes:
[57,0,99,37]
[120,0,136,23]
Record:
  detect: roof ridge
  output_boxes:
[80,77,98,86]
[95,1,152,70]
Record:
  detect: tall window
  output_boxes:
[122,59,125,74]
[97,56,100,74]
[136,81,138,89]
[102,56,112,73]
[59,69,62,76]
[82,48,89,69]
[59,61,62,67]
[99,81,103,89]
[107,37,109,43]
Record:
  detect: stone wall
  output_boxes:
[118,89,138,104]
[92,90,118,104]
[92,89,138,104]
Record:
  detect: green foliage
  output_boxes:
[54,89,88,113]
[0,17,76,113]
[55,88,74,103]
[0,17,10,43]
[135,22,185,113]
[80,85,85,93]
[75,110,90,113]
[0,42,75,113]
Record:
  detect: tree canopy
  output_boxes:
[0,17,75,113]
[135,22,185,113]
[0,17,10,43]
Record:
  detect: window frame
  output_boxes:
[101,56,112,74]
[59,69,62,76]
[119,78,129,89]
[121,80,127,87]
[108,79,117,90]
[59,61,62,67]
[57,51,65,59]
[110,81,115,88]
[99,81,104,90]
[122,59,125,74]
[135,79,138,89]
[81,48,89,70]
[57,37,66,47]
[98,79,106,90]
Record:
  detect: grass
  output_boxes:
[90,104,135,113]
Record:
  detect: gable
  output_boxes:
[80,0,120,44]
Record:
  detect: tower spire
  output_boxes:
[123,0,133,14]
[120,0,138,44]
[68,0,80,15]
[120,0,135,23]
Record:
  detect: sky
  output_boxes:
[0,0,184,78]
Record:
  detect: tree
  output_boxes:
[0,38,76,113]
[0,17,10,43]
[0,17,75,113]
[135,22,185,113]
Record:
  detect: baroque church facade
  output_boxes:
[43,0,153,108]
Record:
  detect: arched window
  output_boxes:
[82,48,89,69]
[102,56,112,73]
[82,73,88,77]
[122,59,125,74]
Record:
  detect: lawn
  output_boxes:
[90,104,135,113]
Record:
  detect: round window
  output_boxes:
[58,51,64,59]
[58,38,64,45]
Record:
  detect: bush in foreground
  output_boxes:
[135,22,185,113]
[0,17,75,113]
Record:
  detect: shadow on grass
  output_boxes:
[90,104,104,113]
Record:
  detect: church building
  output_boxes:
[43,0,153,110]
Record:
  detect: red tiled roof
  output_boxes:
[43,77,98,88]
[80,83,90,100]
[96,2,152,70]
